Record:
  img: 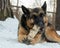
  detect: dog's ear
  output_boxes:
[21,5,30,15]
[41,1,47,14]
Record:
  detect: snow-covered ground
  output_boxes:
[0,16,60,48]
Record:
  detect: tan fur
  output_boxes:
[43,16,48,26]
[43,15,60,42]
[30,33,42,44]
[45,24,60,42]
[18,26,28,42]
[26,19,34,29]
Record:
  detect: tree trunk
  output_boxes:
[56,0,60,30]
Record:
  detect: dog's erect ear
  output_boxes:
[41,1,47,14]
[21,5,30,14]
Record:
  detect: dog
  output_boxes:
[18,1,60,45]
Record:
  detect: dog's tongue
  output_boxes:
[28,25,40,40]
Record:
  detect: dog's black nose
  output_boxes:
[38,21,44,27]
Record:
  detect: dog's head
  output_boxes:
[21,1,47,29]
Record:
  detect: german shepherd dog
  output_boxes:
[18,2,60,45]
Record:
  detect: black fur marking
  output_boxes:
[47,23,52,26]
[21,5,30,15]
[21,14,30,32]
[33,8,39,13]
[41,32,45,40]
[42,1,47,14]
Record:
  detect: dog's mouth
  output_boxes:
[39,27,44,31]
[27,25,44,41]
[33,25,44,32]
[31,23,44,31]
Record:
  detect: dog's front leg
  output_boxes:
[45,26,60,43]
[18,26,28,43]
[30,33,43,45]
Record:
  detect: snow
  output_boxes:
[0,16,60,48]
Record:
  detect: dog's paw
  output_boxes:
[22,38,31,45]
[30,39,38,45]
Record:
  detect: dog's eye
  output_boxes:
[33,15,37,19]
[30,15,37,19]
